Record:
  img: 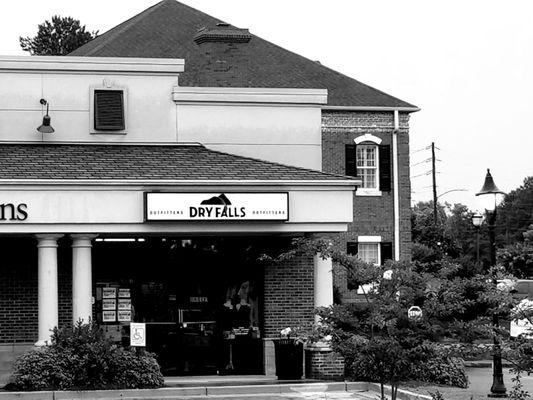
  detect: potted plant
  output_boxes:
[274,327,305,380]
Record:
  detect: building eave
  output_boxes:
[322,105,421,113]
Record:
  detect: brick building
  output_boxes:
[0,0,417,382]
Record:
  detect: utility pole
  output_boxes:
[431,142,438,225]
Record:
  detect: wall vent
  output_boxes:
[94,90,125,131]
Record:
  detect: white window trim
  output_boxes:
[357,242,381,267]
[357,188,382,197]
[354,133,382,145]
[89,81,128,135]
[354,141,381,196]
[358,236,382,243]
[354,235,382,294]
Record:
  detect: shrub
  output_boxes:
[411,352,468,388]
[9,348,74,390]
[109,348,164,389]
[8,322,164,391]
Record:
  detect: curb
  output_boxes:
[367,382,432,400]
[465,360,513,368]
[0,381,424,400]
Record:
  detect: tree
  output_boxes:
[496,176,533,246]
[20,16,97,55]
[498,225,533,278]
[263,237,515,400]
[411,201,483,269]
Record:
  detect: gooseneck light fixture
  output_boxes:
[476,168,507,398]
[37,99,54,134]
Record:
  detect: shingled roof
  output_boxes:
[0,143,356,181]
[70,0,417,109]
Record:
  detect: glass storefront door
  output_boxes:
[93,237,267,375]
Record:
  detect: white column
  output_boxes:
[35,234,63,347]
[71,235,97,325]
[314,253,333,322]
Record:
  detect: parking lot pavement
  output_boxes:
[467,367,533,395]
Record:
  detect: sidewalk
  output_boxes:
[0,381,431,400]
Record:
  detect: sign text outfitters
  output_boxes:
[145,193,288,221]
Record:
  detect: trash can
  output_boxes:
[274,339,303,380]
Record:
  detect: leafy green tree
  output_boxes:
[20,16,97,55]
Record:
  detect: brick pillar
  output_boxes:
[263,253,314,375]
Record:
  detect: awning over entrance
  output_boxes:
[0,143,359,234]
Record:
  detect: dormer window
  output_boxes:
[94,90,125,131]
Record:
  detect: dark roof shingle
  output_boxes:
[70,0,417,109]
[0,143,355,181]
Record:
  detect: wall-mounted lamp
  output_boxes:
[37,99,54,134]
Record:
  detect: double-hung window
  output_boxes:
[356,144,378,190]
[345,134,391,196]
[357,242,380,265]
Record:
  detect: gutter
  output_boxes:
[323,105,420,113]
[0,179,360,187]
[393,110,401,261]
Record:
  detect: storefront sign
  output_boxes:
[0,203,27,221]
[145,192,288,221]
[130,323,146,347]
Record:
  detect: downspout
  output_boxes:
[393,110,401,261]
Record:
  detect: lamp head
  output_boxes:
[36,100,54,134]
[471,213,483,227]
[475,169,505,211]
[476,169,504,197]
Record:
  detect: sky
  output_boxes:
[1,0,532,212]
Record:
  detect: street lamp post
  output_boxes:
[471,213,483,265]
[476,168,507,398]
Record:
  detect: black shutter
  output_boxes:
[347,242,358,256]
[379,145,391,191]
[347,242,359,290]
[381,242,393,264]
[94,90,125,131]
[345,144,357,177]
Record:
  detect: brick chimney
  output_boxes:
[193,23,253,86]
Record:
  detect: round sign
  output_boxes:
[408,306,423,320]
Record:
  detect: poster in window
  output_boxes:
[118,310,131,322]
[118,288,130,298]
[103,311,116,322]
[102,299,116,310]
[118,299,131,310]
[102,287,117,299]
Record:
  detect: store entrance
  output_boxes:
[93,237,274,375]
